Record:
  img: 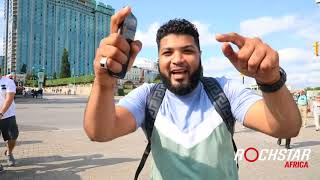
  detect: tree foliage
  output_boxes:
[60,48,71,78]
[53,72,57,79]
[20,63,27,74]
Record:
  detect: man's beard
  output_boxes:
[159,63,203,96]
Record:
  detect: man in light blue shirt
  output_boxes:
[297,90,308,127]
[84,7,302,179]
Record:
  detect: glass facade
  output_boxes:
[3,0,114,77]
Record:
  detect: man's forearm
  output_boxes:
[84,79,117,142]
[262,85,302,136]
[0,95,15,116]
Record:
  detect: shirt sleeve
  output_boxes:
[6,78,16,93]
[216,77,262,124]
[117,83,155,129]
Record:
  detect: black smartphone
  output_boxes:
[107,13,137,79]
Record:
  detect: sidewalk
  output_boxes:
[0,119,319,180]
[0,129,150,180]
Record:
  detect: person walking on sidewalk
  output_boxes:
[0,69,19,167]
[297,90,308,127]
[277,138,291,149]
[84,7,302,179]
[312,95,320,131]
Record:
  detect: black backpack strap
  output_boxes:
[134,142,151,180]
[134,83,166,180]
[201,77,237,154]
[142,83,167,139]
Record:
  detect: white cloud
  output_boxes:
[202,55,244,81]
[135,22,160,47]
[191,21,217,46]
[278,48,314,65]
[202,47,320,89]
[202,56,233,73]
[240,14,320,42]
[294,12,320,40]
[136,21,217,48]
[240,16,299,37]
[278,48,320,88]
[202,56,255,84]
[296,26,320,40]
[287,70,320,88]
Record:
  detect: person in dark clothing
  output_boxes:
[277,138,291,149]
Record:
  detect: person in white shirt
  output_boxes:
[312,95,320,131]
[0,70,19,171]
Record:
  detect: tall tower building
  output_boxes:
[3,0,114,77]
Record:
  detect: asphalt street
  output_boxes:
[15,94,88,131]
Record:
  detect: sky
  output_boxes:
[1,0,320,89]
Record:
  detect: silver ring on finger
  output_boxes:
[100,57,108,69]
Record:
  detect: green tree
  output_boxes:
[43,74,47,87]
[152,74,161,83]
[60,48,71,78]
[26,73,33,81]
[118,88,125,96]
[20,63,27,74]
[53,72,57,79]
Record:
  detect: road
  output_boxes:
[15,94,88,131]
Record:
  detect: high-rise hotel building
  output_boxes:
[3,0,114,77]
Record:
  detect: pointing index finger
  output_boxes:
[215,32,246,49]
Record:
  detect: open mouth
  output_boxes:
[171,69,188,80]
[171,69,187,74]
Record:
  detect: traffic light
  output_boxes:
[314,41,319,56]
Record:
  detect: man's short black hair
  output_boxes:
[156,19,200,50]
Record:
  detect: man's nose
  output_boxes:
[171,52,184,64]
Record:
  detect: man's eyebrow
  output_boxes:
[181,45,197,49]
[160,45,196,51]
[160,47,173,51]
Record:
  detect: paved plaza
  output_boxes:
[0,94,319,180]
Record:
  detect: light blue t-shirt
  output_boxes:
[118,77,262,130]
[297,95,308,106]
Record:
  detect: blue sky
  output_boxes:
[1,0,320,89]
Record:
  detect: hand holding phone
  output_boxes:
[106,13,137,79]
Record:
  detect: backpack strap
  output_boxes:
[201,77,235,135]
[134,83,166,180]
[200,77,238,157]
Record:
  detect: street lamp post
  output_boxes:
[32,66,35,87]
[38,67,45,89]
[74,74,76,94]
[72,68,75,95]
